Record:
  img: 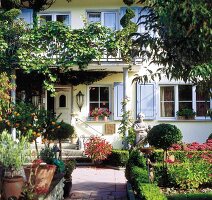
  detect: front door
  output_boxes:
[55,88,71,124]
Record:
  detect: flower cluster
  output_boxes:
[84,136,112,162]
[90,108,111,117]
[169,140,212,151]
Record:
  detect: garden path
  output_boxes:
[66,166,127,200]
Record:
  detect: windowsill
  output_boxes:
[158,119,212,122]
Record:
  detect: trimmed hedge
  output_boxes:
[167,193,212,200]
[131,166,149,188]
[103,149,129,167]
[138,183,167,200]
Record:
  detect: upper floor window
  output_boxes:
[38,13,71,26]
[160,85,211,119]
[89,86,110,116]
[87,11,118,30]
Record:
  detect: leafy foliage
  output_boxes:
[132,0,212,95]
[147,124,182,150]
[0,130,30,176]
[84,136,112,162]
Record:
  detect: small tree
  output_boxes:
[147,123,182,162]
[50,122,75,159]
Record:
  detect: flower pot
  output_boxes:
[24,164,56,194]
[94,116,99,121]
[2,176,24,199]
[63,179,72,198]
[104,116,108,121]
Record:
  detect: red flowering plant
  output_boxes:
[101,108,112,117]
[90,108,103,117]
[84,136,112,163]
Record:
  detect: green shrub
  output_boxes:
[167,193,212,200]
[103,149,129,167]
[154,164,175,187]
[168,161,212,189]
[147,124,182,151]
[138,183,167,200]
[131,166,149,189]
[125,149,146,181]
[40,146,55,164]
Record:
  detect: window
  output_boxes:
[160,85,211,118]
[59,95,66,107]
[89,86,110,115]
[87,11,118,30]
[196,87,210,116]
[39,13,70,26]
[160,86,175,117]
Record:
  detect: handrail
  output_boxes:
[75,117,103,136]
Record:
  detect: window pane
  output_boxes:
[196,87,210,101]
[59,95,66,107]
[160,87,174,101]
[160,102,174,117]
[88,12,101,23]
[179,102,192,110]
[179,85,192,101]
[100,103,109,109]
[196,102,210,116]
[56,15,69,26]
[100,87,109,101]
[40,15,52,25]
[89,103,99,115]
[89,87,99,101]
[104,13,116,30]
[160,86,175,117]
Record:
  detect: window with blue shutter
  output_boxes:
[18,9,33,25]
[114,82,124,120]
[136,83,155,119]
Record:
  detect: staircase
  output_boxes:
[30,140,85,160]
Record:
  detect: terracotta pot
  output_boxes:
[24,164,56,194]
[63,179,72,198]
[94,116,99,121]
[2,176,24,199]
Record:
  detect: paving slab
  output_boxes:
[65,166,127,200]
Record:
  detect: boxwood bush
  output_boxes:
[131,166,149,189]
[167,193,212,200]
[103,149,129,167]
[138,183,167,200]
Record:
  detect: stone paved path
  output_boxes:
[66,166,128,200]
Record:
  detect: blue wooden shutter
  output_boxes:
[136,83,155,119]
[18,9,33,25]
[114,82,123,120]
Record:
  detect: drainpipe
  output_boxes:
[11,69,16,140]
[123,67,129,148]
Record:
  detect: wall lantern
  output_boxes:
[76,91,84,112]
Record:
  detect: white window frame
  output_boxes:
[159,84,212,120]
[87,85,112,119]
[86,10,119,30]
[38,12,71,27]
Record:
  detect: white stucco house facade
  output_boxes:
[17,0,211,148]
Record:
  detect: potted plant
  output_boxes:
[63,159,76,198]
[176,108,196,120]
[101,108,112,121]
[0,130,31,199]
[90,108,102,121]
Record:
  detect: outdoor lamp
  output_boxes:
[76,91,84,112]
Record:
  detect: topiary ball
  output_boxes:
[147,124,182,150]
